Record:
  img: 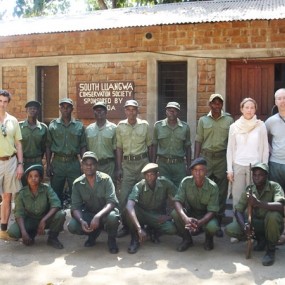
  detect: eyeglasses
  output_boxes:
[1,124,7,137]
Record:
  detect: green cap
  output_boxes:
[59,98,73,106]
[82,151,98,162]
[25,100,41,108]
[251,163,269,173]
[166,102,180,110]
[24,164,44,177]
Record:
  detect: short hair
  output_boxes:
[240,97,257,110]
[0,90,12,102]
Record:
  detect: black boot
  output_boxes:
[177,231,193,252]
[262,243,275,266]
[204,233,214,251]
[215,215,224,238]
[84,229,101,247]
[47,231,64,249]
[108,236,119,254]
[128,234,140,254]
[254,236,266,251]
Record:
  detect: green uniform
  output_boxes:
[116,118,152,210]
[195,111,234,215]
[153,118,191,187]
[86,120,116,180]
[172,176,219,236]
[19,119,48,185]
[225,181,285,244]
[8,183,66,238]
[126,176,177,235]
[67,171,120,238]
[47,118,87,203]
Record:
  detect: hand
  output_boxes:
[244,223,254,239]
[247,193,259,207]
[137,228,147,243]
[115,168,122,183]
[185,217,199,233]
[89,215,100,231]
[46,164,54,177]
[16,164,24,180]
[80,219,93,233]
[227,172,234,183]
[22,232,34,246]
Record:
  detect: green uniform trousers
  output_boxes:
[51,158,81,203]
[171,209,219,237]
[67,210,120,238]
[157,161,186,188]
[8,210,66,238]
[126,206,177,235]
[225,211,284,245]
[97,161,115,183]
[202,152,228,217]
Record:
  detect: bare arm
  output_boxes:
[194,141,202,159]
[15,140,24,180]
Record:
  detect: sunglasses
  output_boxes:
[1,124,7,137]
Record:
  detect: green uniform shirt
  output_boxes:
[86,120,116,160]
[235,180,285,219]
[14,183,61,219]
[195,111,233,152]
[19,120,48,158]
[128,176,177,214]
[116,118,152,155]
[153,118,191,158]
[71,171,118,213]
[0,113,22,157]
[47,118,87,156]
[174,176,219,216]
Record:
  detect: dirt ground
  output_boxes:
[0,210,285,285]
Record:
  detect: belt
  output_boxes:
[158,156,184,164]
[123,153,148,161]
[98,158,114,165]
[24,156,42,163]
[0,153,16,161]
[53,154,78,162]
[201,150,226,158]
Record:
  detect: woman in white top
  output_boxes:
[227,98,269,207]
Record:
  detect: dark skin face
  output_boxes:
[59,103,73,121]
[26,106,39,122]
[209,98,223,119]
[124,106,138,124]
[252,169,267,191]
[81,158,97,177]
[191,164,207,188]
[93,106,107,127]
[144,171,158,190]
[166,107,179,123]
[27,170,42,191]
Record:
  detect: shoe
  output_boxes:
[215,228,224,238]
[117,227,129,238]
[0,231,17,241]
[47,236,64,249]
[128,236,140,254]
[254,238,266,251]
[262,248,275,266]
[230,237,239,244]
[176,238,193,252]
[84,236,96,247]
[108,236,119,254]
[204,234,214,251]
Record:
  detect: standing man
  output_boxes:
[265,88,285,244]
[19,100,48,185]
[46,98,87,205]
[67,151,120,254]
[194,93,234,237]
[225,163,284,266]
[126,163,177,254]
[152,102,191,187]
[172,157,220,252]
[85,101,116,181]
[116,99,152,238]
[0,90,24,240]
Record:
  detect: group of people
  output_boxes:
[0,87,284,267]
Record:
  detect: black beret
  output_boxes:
[24,164,44,177]
[189,157,207,169]
[25,100,41,108]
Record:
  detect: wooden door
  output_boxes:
[227,62,275,121]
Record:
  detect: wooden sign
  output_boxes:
[76,81,135,119]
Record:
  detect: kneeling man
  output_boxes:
[68,151,120,254]
[126,163,177,254]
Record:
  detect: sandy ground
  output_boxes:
[0,211,285,285]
